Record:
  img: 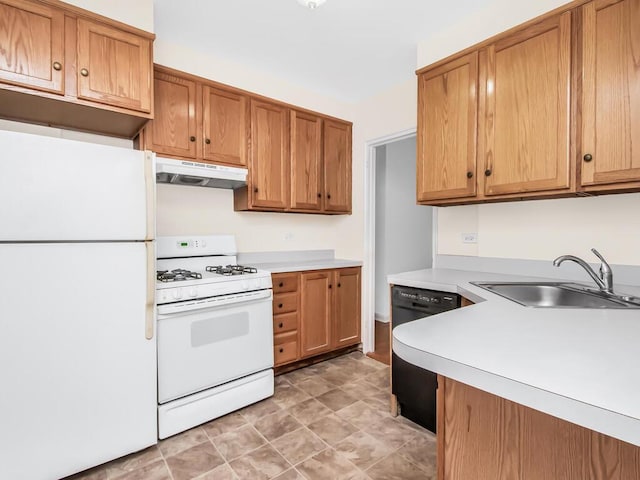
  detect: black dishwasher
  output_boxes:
[391,285,461,433]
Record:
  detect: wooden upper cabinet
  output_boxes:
[249,99,290,209]
[76,18,152,113]
[150,70,197,158]
[417,52,478,202]
[300,271,332,358]
[580,0,640,188]
[202,86,248,167]
[333,267,361,348]
[290,110,323,211]
[324,119,352,213]
[0,0,65,94]
[480,12,572,196]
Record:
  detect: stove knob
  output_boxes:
[173,289,182,300]
[189,287,197,297]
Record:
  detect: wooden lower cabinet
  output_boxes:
[438,376,640,480]
[272,267,361,367]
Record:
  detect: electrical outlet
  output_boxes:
[461,232,478,244]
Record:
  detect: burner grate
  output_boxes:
[157,269,203,282]
[206,265,258,276]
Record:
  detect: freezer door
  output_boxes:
[0,130,154,241]
[0,243,157,480]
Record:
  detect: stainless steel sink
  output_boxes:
[470,282,640,309]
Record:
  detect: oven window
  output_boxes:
[191,312,250,347]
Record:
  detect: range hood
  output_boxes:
[155,157,247,189]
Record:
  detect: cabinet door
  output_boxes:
[333,267,361,348]
[149,70,197,158]
[0,0,64,94]
[290,110,323,211]
[480,12,571,196]
[580,0,640,187]
[249,99,289,209]
[76,18,152,113]
[300,271,332,358]
[417,52,478,202]
[323,119,352,213]
[202,86,248,167]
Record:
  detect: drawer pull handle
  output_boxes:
[278,303,283,308]
[279,348,284,353]
[279,282,284,287]
[278,322,283,328]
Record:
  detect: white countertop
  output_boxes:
[390,268,640,447]
[253,259,362,273]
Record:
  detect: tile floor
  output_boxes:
[68,352,436,480]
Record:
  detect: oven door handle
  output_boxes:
[157,289,273,317]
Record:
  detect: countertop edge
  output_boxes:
[255,259,362,273]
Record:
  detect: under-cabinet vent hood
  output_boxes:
[155,157,247,189]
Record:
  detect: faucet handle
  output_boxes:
[591,248,614,293]
[590,248,611,275]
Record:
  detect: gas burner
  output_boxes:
[206,265,258,276]
[157,269,203,282]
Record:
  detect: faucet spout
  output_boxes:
[552,249,614,294]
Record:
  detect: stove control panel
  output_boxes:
[156,276,273,305]
[157,235,236,259]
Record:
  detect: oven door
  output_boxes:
[157,289,273,404]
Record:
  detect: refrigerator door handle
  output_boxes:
[144,151,156,241]
[145,242,155,340]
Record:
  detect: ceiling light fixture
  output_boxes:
[297,0,326,9]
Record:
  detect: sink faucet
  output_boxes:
[553,248,614,294]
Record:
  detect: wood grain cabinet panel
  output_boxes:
[0,0,65,94]
[248,99,290,210]
[480,12,572,196]
[332,267,361,348]
[202,85,248,167]
[439,376,640,480]
[323,119,352,213]
[76,18,152,113]
[300,271,332,358]
[417,52,478,202]
[290,110,323,211]
[149,70,197,158]
[580,0,640,188]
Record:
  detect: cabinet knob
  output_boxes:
[329,284,332,289]
[317,193,322,198]
[278,303,283,308]
[327,193,331,199]
[278,282,284,287]
[205,138,211,144]
[467,171,473,179]
[254,187,259,193]
[80,68,89,77]
[278,322,283,328]
[583,153,593,162]
[189,136,196,142]
[52,61,62,71]
[484,169,492,177]
[338,283,341,288]
[279,348,284,353]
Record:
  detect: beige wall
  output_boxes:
[62,0,154,32]
[419,0,640,266]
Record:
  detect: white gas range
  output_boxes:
[156,235,274,439]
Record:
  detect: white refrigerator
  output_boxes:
[0,130,157,480]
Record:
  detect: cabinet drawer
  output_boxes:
[274,332,298,365]
[272,273,299,294]
[273,292,297,314]
[273,312,298,334]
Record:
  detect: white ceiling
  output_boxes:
[153,0,487,103]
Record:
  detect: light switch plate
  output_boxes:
[461,232,478,244]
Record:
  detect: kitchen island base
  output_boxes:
[437,375,640,480]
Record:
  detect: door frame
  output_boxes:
[362,127,437,353]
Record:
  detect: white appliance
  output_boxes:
[0,130,157,480]
[155,156,247,189]
[156,235,274,439]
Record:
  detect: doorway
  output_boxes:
[363,130,434,362]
